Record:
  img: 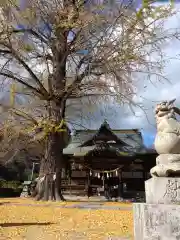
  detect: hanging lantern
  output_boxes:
[90,170,92,176]
[130,162,135,171]
[53,174,56,180]
[116,170,118,176]
[79,164,83,170]
[71,162,76,170]
[107,173,109,179]
[98,173,100,179]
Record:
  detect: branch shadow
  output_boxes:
[0,202,12,205]
[0,222,54,227]
[65,199,107,203]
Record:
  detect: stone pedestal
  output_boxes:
[20,181,31,198]
[133,178,180,240]
[133,203,180,240]
[145,177,180,204]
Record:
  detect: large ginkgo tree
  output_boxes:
[0,0,178,200]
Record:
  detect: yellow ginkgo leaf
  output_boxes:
[10,83,16,107]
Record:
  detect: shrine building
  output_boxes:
[62,120,156,199]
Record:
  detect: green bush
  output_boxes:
[32,173,39,180]
[0,179,6,188]
[0,180,22,189]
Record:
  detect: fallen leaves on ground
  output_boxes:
[0,198,133,240]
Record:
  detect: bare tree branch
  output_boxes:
[0,47,49,97]
[12,28,49,44]
[0,71,43,96]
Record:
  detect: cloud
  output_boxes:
[113,4,180,144]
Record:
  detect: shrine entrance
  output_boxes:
[89,170,121,199]
[62,120,157,199]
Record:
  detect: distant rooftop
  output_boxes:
[63,120,154,156]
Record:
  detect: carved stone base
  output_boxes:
[20,192,29,198]
[133,203,180,240]
[156,154,180,165]
[150,164,180,177]
[145,178,180,204]
[20,183,31,198]
[151,154,180,177]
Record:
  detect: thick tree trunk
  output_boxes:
[32,98,67,201]
[32,31,68,201]
[32,131,66,201]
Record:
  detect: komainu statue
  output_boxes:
[150,99,180,177]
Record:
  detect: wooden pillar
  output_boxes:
[86,169,90,198]
[118,168,123,199]
[69,160,73,197]
[142,163,146,181]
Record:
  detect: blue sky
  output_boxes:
[123,2,180,147]
[142,132,155,147]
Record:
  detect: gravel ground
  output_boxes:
[0,198,133,240]
[0,201,132,211]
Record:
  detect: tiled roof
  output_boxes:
[63,121,148,156]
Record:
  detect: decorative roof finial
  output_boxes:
[102,119,110,129]
[104,118,107,123]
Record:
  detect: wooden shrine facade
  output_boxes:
[62,121,157,199]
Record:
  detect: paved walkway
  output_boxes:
[1,201,132,210]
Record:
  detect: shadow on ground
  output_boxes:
[63,198,125,203]
[0,222,54,227]
[0,202,12,205]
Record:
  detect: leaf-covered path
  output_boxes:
[0,198,133,240]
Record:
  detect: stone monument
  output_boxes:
[20,181,32,197]
[133,99,180,240]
